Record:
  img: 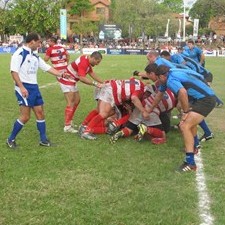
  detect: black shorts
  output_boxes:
[203,71,213,83]
[159,111,171,133]
[190,96,216,117]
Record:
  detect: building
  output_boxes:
[67,0,111,37]
[209,16,225,36]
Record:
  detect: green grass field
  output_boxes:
[0,54,225,225]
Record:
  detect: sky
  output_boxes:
[185,0,197,7]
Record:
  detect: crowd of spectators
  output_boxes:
[1,33,225,54]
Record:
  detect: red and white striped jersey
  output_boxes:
[110,78,145,105]
[45,44,68,71]
[62,55,93,86]
[143,84,177,114]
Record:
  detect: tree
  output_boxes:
[189,0,225,29]
[0,0,11,41]
[159,0,183,13]
[7,0,65,36]
[111,0,179,40]
[68,0,95,45]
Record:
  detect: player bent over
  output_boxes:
[79,78,148,140]
[110,83,177,144]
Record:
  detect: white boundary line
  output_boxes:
[195,151,214,225]
[39,82,58,89]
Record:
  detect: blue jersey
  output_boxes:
[182,46,202,64]
[155,57,176,68]
[171,54,185,64]
[158,69,215,99]
[183,56,209,75]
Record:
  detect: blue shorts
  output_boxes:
[15,83,44,107]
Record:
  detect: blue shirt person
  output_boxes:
[182,40,205,67]
[147,65,216,172]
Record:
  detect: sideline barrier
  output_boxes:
[0,46,17,54]
[1,46,225,57]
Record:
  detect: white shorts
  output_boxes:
[129,107,161,126]
[98,85,115,107]
[59,82,78,93]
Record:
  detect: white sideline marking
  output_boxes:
[39,82,58,89]
[195,151,214,225]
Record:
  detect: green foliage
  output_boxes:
[67,0,95,44]
[68,0,93,16]
[160,0,183,13]
[189,0,225,29]
[6,0,65,36]
[189,0,213,28]
[111,0,179,38]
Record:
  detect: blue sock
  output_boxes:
[185,153,195,165]
[8,119,24,141]
[37,120,47,142]
[199,120,211,136]
[194,135,200,148]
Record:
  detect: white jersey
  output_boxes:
[10,46,51,84]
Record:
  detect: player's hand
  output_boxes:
[142,110,150,119]
[61,72,72,80]
[21,87,29,98]
[96,83,106,88]
[133,70,140,76]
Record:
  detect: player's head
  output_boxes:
[187,39,195,49]
[177,46,183,53]
[47,36,57,46]
[89,51,102,66]
[146,50,160,63]
[144,63,158,82]
[25,32,42,51]
[160,50,171,61]
[155,65,170,84]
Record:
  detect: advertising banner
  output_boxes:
[60,9,67,40]
[99,24,122,40]
[0,46,17,54]
[193,19,199,38]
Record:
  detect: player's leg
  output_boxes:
[7,105,31,148]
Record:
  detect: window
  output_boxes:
[96,7,105,14]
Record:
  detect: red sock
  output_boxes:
[64,106,73,126]
[82,109,98,125]
[121,127,132,137]
[92,120,106,134]
[87,114,104,132]
[147,127,164,138]
[116,114,129,126]
[70,104,79,121]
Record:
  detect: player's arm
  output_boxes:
[146,91,164,112]
[133,71,149,80]
[199,53,205,66]
[131,95,149,119]
[177,88,190,113]
[43,48,51,62]
[11,71,28,98]
[88,71,104,83]
[65,51,70,64]
[43,54,50,62]
[47,67,69,79]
